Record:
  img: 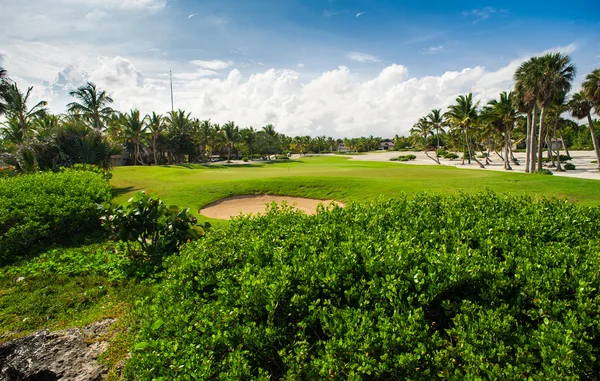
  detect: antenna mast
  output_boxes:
[169,69,174,112]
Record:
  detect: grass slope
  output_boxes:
[111,156,600,225]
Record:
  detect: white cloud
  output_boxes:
[356,12,365,18]
[346,52,381,63]
[463,7,507,23]
[191,60,234,70]
[423,45,444,54]
[188,13,197,19]
[296,63,305,68]
[64,0,167,11]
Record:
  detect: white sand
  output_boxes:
[346,150,600,180]
[199,195,345,220]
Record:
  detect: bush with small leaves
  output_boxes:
[564,162,576,170]
[127,192,600,379]
[101,192,205,266]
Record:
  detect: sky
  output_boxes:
[0,0,599,137]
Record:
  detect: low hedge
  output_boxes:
[0,170,112,264]
[128,193,600,379]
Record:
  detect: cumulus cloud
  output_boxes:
[346,52,381,63]
[36,56,526,138]
[296,63,305,68]
[191,60,234,70]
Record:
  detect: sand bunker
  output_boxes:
[199,195,344,220]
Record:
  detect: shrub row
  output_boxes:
[0,170,112,264]
[390,154,417,162]
[127,193,600,379]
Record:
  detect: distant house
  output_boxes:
[337,142,349,152]
[379,139,395,150]
[549,138,565,151]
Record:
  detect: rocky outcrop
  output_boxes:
[0,319,116,381]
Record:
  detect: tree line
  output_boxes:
[409,53,600,171]
[1,54,599,172]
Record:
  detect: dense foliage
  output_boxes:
[0,170,112,264]
[101,191,205,266]
[128,193,600,379]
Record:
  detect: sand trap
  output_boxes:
[199,195,345,220]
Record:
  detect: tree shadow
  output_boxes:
[112,185,139,197]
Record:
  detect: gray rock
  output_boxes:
[0,319,116,381]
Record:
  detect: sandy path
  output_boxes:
[345,150,600,180]
[199,195,344,220]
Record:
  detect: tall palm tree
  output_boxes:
[3,83,48,142]
[410,117,439,163]
[67,82,115,131]
[444,93,484,168]
[570,91,600,169]
[147,112,165,165]
[198,120,212,161]
[514,57,543,173]
[122,109,147,165]
[582,68,600,112]
[426,109,446,159]
[240,127,256,159]
[222,121,240,161]
[533,53,576,171]
[485,91,518,170]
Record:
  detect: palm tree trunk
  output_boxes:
[153,136,158,165]
[465,127,485,168]
[546,134,553,167]
[587,113,600,170]
[133,142,138,166]
[536,107,546,172]
[553,116,563,171]
[505,126,512,170]
[560,130,570,159]
[227,143,231,161]
[525,111,531,173]
[529,106,538,173]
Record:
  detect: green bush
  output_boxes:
[444,152,459,160]
[397,154,416,161]
[389,157,399,161]
[564,163,576,170]
[0,170,112,264]
[127,193,600,379]
[101,192,205,266]
[242,157,249,162]
[536,168,554,175]
[275,155,290,160]
[542,154,572,163]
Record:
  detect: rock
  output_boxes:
[0,319,116,381]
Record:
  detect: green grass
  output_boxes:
[111,156,600,226]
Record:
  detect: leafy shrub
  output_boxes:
[0,170,112,264]
[437,149,449,158]
[101,192,204,266]
[242,157,249,162]
[127,193,600,379]
[275,155,290,160]
[0,165,18,178]
[536,168,554,175]
[397,154,417,161]
[543,154,572,163]
[564,163,576,170]
[444,152,459,160]
[389,157,399,161]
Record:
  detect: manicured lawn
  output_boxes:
[111,156,600,226]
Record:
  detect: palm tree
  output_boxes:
[410,117,439,163]
[147,112,165,165]
[3,83,48,142]
[0,67,10,116]
[122,109,147,165]
[67,82,115,131]
[222,121,240,161]
[533,53,576,171]
[198,120,212,161]
[240,127,256,159]
[484,91,518,170]
[514,57,543,173]
[570,91,600,169]
[444,93,484,168]
[426,109,446,159]
[582,68,600,112]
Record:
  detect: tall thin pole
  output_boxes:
[170,69,174,112]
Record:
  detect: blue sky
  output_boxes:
[0,0,599,137]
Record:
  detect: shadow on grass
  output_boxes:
[112,185,139,198]
[158,160,305,170]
